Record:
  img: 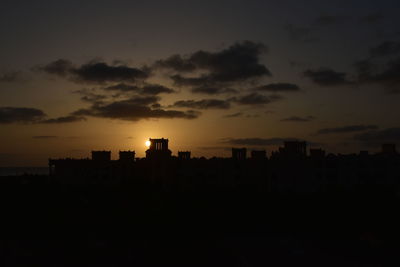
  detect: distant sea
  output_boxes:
[0,167,49,176]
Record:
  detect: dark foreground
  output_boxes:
[1,176,400,266]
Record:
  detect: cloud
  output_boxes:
[157,41,271,86]
[41,115,86,124]
[316,125,378,135]
[73,96,199,121]
[0,71,24,83]
[191,86,238,95]
[73,89,108,104]
[197,146,232,151]
[314,15,349,26]
[104,83,139,92]
[354,127,400,143]
[169,75,208,87]
[303,68,353,86]
[355,57,400,93]
[155,54,196,72]
[141,84,175,95]
[370,41,400,58]
[40,59,149,84]
[284,24,318,42]
[172,99,231,110]
[0,107,89,125]
[232,93,283,105]
[253,83,301,93]
[221,137,300,146]
[360,12,384,24]
[40,59,73,76]
[103,83,175,95]
[0,107,46,124]
[280,116,315,122]
[32,136,58,139]
[223,112,243,118]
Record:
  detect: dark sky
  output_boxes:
[1,0,400,166]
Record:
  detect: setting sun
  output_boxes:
[145,140,151,147]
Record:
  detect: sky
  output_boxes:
[1,0,400,166]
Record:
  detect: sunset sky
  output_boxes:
[1,0,400,166]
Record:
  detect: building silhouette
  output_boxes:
[310,148,325,159]
[178,151,191,160]
[382,144,396,155]
[279,141,307,158]
[119,151,136,162]
[251,150,267,160]
[92,151,111,162]
[232,148,247,160]
[145,138,172,160]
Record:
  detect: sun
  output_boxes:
[145,140,151,147]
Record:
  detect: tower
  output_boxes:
[145,138,172,160]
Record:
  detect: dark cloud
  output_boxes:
[0,107,46,124]
[74,89,108,104]
[284,24,318,42]
[170,75,208,87]
[40,60,149,84]
[73,96,199,121]
[141,84,175,95]
[354,127,400,143]
[0,107,88,125]
[191,86,238,95]
[0,71,24,83]
[40,59,73,76]
[172,99,231,110]
[314,15,349,26]
[280,116,315,122]
[32,136,58,139]
[232,93,283,105]
[253,83,301,93]
[223,112,243,118]
[72,62,149,84]
[303,68,353,86]
[221,137,300,146]
[151,103,162,108]
[370,41,400,57]
[354,59,376,78]
[360,12,384,24]
[356,57,400,93]
[317,125,378,135]
[104,83,139,92]
[197,146,232,151]
[103,83,174,95]
[155,54,196,72]
[158,41,271,85]
[41,115,86,124]
[371,58,400,86]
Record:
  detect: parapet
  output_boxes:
[232,148,247,160]
[178,151,191,160]
[92,151,111,161]
[119,151,135,162]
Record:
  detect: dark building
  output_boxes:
[232,148,247,160]
[146,138,172,160]
[92,151,111,161]
[310,148,326,159]
[279,141,307,158]
[382,144,396,155]
[119,151,135,162]
[251,150,267,160]
[178,151,191,160]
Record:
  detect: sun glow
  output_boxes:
[145,140,151,147]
